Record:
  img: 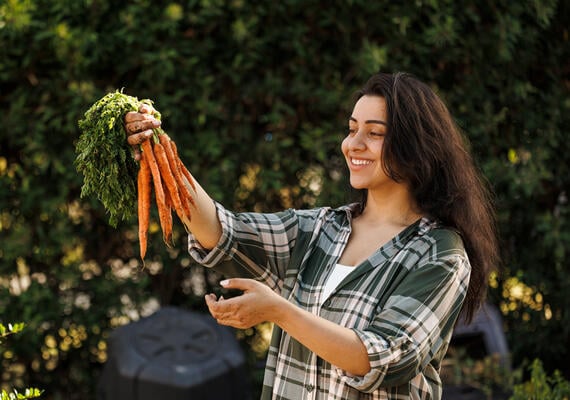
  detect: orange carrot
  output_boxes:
[159,134,196,210]
[138,151,151,263]
[141,139,170,244]
[153,140,192,230]
[162,178,173,246]
[169,139,197,192]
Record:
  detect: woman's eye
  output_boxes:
[370,132,385,137]
[347,128,356,135]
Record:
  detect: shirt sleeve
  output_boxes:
[187,202,300,292]
[337,232,471,392]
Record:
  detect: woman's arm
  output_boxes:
[125,104,222,249]
[205,278,371,376]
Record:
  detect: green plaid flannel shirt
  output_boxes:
[188,202,470,400]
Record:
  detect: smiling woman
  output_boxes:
[124,71,499,400]
[343,95,391,191]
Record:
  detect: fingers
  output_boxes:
[139,103,155,114]
[124,109,154,123]
[126,131,151,161]
[126,130,153,146]
[220,278,255,291]
[123,103,155,121]
[204,293,218,308]
[205,293,237,324]
[205,293,233,313]
[124,111,140,123]
[205,280,266,329]
[124,108,161,161]
[125,113,160,134]
[205,298,251,329]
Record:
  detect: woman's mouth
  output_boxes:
[350,158,373,166]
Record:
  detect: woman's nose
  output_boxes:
[348,130,366,151]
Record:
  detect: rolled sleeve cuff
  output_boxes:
[187,202,234,267]
[334,329,393,392]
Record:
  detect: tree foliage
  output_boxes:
[0,0,568,398]
[510,359,570,400]
[0,323,43,399]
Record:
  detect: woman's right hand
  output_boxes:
[124,103,161,161]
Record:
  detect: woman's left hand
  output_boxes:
[205,278,283,329]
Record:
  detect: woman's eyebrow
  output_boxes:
[349,117,387,125]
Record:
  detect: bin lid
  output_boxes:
[109,306,245,386]
[133,307,219,367]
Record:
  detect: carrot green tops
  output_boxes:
[188,203,470,400]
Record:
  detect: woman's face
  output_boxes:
[341,95,392,191]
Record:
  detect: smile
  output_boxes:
[351,158,373,166]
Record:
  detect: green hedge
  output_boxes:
[1,0,568,398]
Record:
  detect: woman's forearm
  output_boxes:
[184,173,222,249]
[206,279,371,376]
[273,296,371,376]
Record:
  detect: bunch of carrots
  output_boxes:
[76,91,196,264]
[138,131,196,262]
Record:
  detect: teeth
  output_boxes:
[351,158,372,166]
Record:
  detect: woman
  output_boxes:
[125,72,499,399]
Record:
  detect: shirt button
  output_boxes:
[306,384,314,392]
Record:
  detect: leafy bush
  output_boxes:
[510,359,570,400]
[0,323,42,399]
[0,0,568,398]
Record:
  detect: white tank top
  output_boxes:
[321,263,354,304]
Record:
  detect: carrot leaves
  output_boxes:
[75,91,152,226]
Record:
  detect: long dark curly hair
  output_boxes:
[355,72,499,323]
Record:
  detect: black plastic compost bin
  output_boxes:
[442,303,511,400]
[97,306,249,400]
[451,302,510,368]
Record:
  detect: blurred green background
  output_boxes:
[1,0,568,399]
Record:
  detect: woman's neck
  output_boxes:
[361,186,423,228]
